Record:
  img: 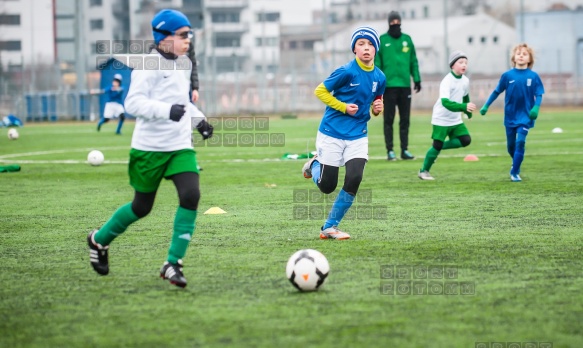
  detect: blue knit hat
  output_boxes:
[351,26,380,53]
[151,9,191,44]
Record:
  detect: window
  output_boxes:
[90,19,103,30]
[410,10,415,19]
[468,36,473,44]
[302,40,314,49]
[256,12,280,22]
[212,12,240,23]
[493,36,498,44]
[481,36,486,44]
[423,6,429,18]
[0,40,22,51]
[0,14,20,25]
[216,37,240,47]
[289,41,297,49]
[90,0,102,7]
[255,37,278,47]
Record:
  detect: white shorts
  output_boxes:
[315,131,368,167]
[104,102,125,119]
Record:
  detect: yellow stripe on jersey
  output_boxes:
[314,83,347,114]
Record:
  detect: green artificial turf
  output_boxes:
[0,111,581,347]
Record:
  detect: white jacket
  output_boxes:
[125,50,205,151]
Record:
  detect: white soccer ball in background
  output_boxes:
[286,249,330,291]
[7,128,19,140]
[87,150,104,166]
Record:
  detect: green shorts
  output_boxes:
[431,123,470,142]
[128,148,199,193]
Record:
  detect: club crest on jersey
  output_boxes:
[372,81,378,92]
[527,78,532,86]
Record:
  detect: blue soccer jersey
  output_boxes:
[106,87,124,104]
[319,59,386,140]
[493,68,544,128]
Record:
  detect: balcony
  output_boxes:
[212,46,250,57]
[206,0,248,10]
[211,22,249,34]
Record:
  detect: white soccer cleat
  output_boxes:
[418,170,435,180]
[320,226,350,240]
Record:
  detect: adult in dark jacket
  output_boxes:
[374,11,421,161]
[187,42,200,102]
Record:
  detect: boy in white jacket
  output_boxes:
[88,9,213,288]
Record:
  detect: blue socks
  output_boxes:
[115,118,124,134]
[323,189,355,230]
[311,160,321,185]
[511,131,527,175]
[309,161,355,229]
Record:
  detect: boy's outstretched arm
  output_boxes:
[529,95,543,120]
[462,95,474,119]
[314,83,347,114]
[480,90,501,116]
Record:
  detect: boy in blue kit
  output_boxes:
[87,9,213,288]
[97,73,125,134]
[302,26,385,240]
[480,43,545,182]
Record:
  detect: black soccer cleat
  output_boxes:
[88,229,109,275]
[401,150,415,160]
[160,260,187,288]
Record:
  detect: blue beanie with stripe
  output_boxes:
[151,9,191,44]
[351,26,380,53]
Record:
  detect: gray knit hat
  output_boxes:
[449,50,467,68]
[388,11,401,23]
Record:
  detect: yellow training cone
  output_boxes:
[204,207,227,215]
[464,154,479,161]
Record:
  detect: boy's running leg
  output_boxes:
[94,201,142,246]
[506,126,518,159]
[89,195,148,275]
[321,158,365,240]
[115,113,125,135]
[511,127,529,176]
[163,172,200,288]
[97,118,108,131]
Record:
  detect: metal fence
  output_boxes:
[2,71,582,121]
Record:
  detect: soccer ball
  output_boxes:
[87,150,104,166]
[286,249,330,291]
[7,128,19,140]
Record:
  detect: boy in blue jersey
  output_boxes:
[302,26,386,240]
[480,43,545,182]
[97,73,126,135]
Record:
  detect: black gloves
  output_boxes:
[196,119,214,140]
[169,104,186,122]
[414,82,422,93]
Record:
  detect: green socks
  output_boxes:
[94,203,197,264]
[94,202,139,245]
[421,138,464,172]
[167,207,198,264]
[442,138,462,150]
[422,147,440,172]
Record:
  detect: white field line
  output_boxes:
[1,148,582,164]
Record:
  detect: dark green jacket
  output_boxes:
[374,32,421,88]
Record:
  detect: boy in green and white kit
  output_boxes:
[87,9,213,288]
[418,50,476,180]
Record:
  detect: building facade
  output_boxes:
[0,0,55,68]
[518,9,583,76]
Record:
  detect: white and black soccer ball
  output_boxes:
[87,150,104,166]
[7,128,19,140]
[286,249,330,291]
